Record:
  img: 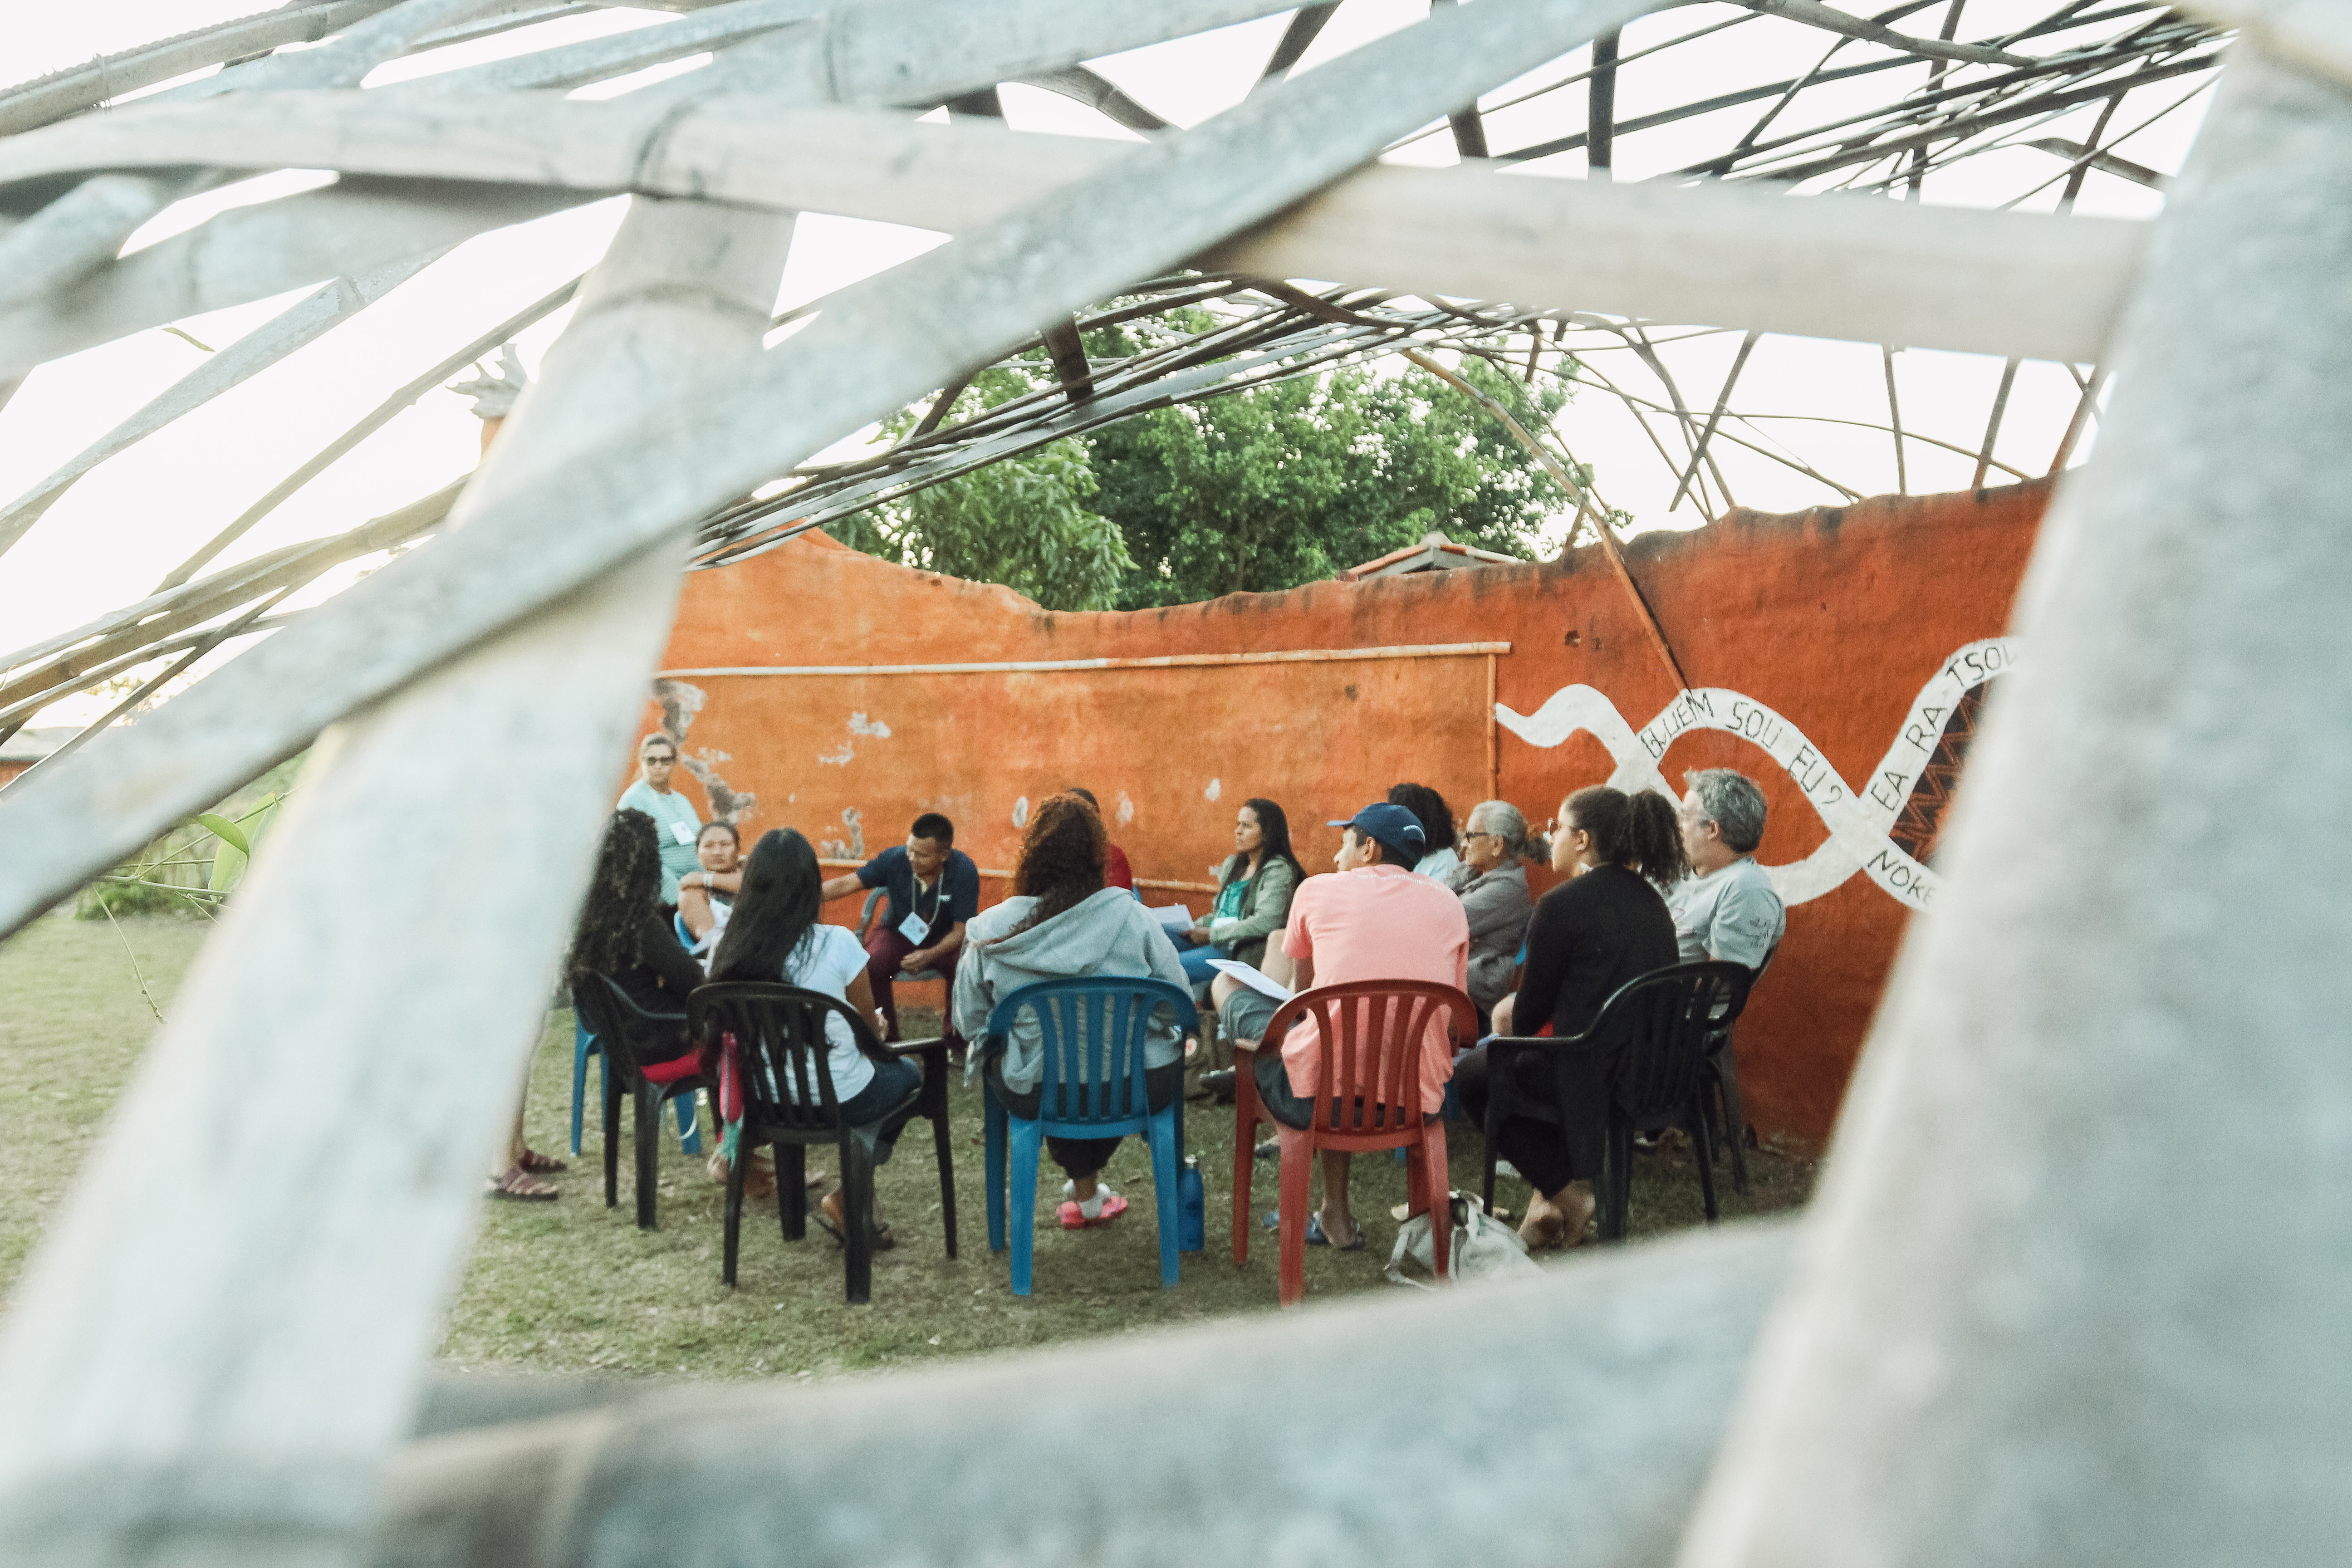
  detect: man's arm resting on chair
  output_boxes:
[819,872,864,902]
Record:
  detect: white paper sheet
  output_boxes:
[1207,958,1294,1004]
[1150,904,1195,931]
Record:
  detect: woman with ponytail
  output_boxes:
[1455,785,1686,1249]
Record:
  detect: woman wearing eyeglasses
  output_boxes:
[1456,786,1687,1250]
[1443,801,1540,1030]
[617,733,702,909]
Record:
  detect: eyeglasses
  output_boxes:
[641,753,675,764]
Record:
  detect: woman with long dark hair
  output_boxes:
[953,794,1191,1228]
[710,828,918,1245]
[1455,785,1686,1249]
[1387,781,1460,880]
[517,809,706,1203]
[1171,797,1304,988]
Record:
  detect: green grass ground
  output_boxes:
[2,914,1815,1380]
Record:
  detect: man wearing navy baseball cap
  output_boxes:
[1204,800,1471,1250]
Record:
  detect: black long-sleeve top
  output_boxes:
[1515,864,1680,1039]
[600,913,705,1060]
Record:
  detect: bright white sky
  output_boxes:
[2,1,2210,725]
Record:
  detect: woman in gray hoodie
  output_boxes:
[954,794,1192,1229]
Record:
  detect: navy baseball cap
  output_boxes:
[1327,802,1426,864]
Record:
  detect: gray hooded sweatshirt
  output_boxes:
[953,887,1191,1093]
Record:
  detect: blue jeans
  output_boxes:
[1168,930,1223,987]
[833,1056,924,1165]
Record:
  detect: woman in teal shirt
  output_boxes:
[1171,798,1303,987]
[616,733,701,907]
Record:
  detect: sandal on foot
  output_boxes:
[486,1164,558,1202]
[1059,1191,1127,1229]
[812,1195,846,1246]
[516,1148,567,1175]
[1305,1214,1364,1251]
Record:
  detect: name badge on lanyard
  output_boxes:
[899,872,940,945]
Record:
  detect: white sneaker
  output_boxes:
[1061,1179,1076,1201]
[1496,1160,1522,1181]
[1079,1183,1121,1220]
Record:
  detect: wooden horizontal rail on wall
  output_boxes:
[818,858,1218,893]
[660,642,1510,679]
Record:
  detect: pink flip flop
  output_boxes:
[1057,1194,1128,1229]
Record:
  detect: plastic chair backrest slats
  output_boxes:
[1573,962,1755,1123]
[1266,981,1470,1135]
[687,982,888,1137]
[990,977,1196,1130]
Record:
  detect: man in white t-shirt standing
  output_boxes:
[1669,769,1785,970]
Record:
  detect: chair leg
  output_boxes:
[1689,1098,1720,1224]
[841,1136,876,1306]
[603,1066,622,1210]
[1008,1121,1042,1297]
[1231,1062,1261,1269]
[927,1056,958,1260]
[984,1086,1008,1255]
[1715,1048,1752,1195]
[722,1138,746,1287]
[1597,1124,1628,1242]
[570,1019,593,1157]
[634,1081,661,1230]
[1423,1124,1451,1282]
[1277,1129,1312,1308]
[779,1143,806,1242]
[1147,1106,1181,1289]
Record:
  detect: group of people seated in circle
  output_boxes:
[498,726,1785,1261]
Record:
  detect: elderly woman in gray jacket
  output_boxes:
[1445,801,1541,1024]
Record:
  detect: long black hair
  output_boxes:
[1387,782,1455,859]
[708,828,823,983]
[569,808,662,977]
[1223,797,1304,889]
[1565,786,1691,892]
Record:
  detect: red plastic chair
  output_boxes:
[1231,980,1477,1306]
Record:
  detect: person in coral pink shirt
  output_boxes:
[1208,802,1470,1250]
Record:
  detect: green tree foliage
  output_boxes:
[838,349,1577,612]
[1091,356,1571,608]
[834,367,1135,612]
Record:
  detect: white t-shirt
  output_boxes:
[1414,846,1461,881]
[774,923,876,1101]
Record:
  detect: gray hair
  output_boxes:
[1467,800,1541,863]
[1685,768,1767,854]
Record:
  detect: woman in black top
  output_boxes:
[1455,786,1687,1249]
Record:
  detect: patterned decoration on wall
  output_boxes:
[1888,681,1990,865]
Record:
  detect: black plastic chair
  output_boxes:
[1703,940,1777,1195]
[687,981,957,1305]
[1480,960,1754,1241]
[572,972,714,1231]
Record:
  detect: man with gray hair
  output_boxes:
[1671,769,1785,970]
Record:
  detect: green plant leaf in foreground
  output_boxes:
[194,813,250,858]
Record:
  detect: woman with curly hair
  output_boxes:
[1456,785,1687,1249]
[952,793,1191,1229]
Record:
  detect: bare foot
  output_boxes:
[1555,1185,1597,1248]
[1518,1194,1566,1250]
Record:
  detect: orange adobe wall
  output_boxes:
[639,478,2050,1151]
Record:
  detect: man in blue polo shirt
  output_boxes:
[820,812,980,1047]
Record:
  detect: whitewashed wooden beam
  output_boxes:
[370,1224,1794,1568]
[0,0,1665,935]
[0,179,572,379]
[378,0,821,95]
[0,1,404,137]
[0,255,437,560]
[0,92,2146,365]
[1677,41,2352,1568]
[2187,0,2352,90]
[0,0,1303,378]
[0,191,799,1568]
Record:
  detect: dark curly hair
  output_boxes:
[1565,786,1690,892]
[1006,792,1106,935]
[1386,782,1455,859]
[568,808,662,978]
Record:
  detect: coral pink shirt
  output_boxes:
[1278,864,1471,1113]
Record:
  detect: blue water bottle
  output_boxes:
[1178,1155,1205,1253]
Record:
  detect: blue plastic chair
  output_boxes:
[982,977,1197,1295]
[571,1016,701,1157]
